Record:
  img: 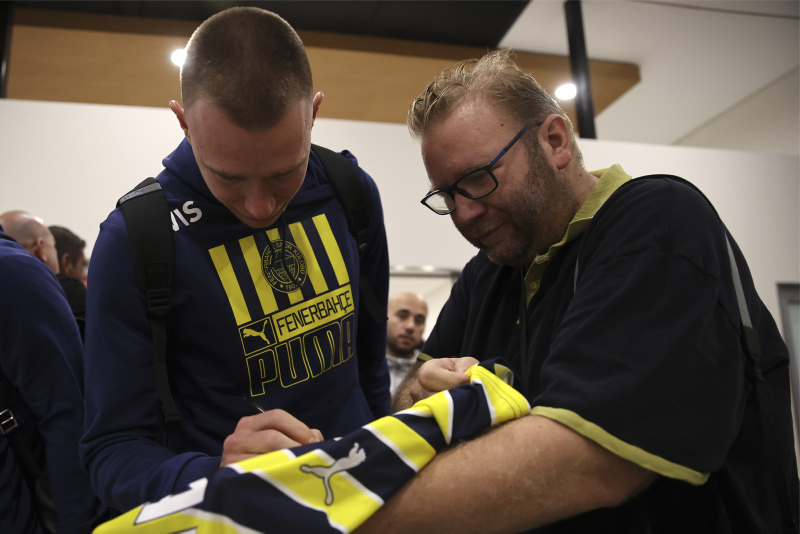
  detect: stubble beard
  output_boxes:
[461,150,565,266]
[387,338,417,359]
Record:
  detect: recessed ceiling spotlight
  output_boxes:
[171,48,187,67]
[555,83,577,101]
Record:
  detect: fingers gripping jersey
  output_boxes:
[95,360,530,533]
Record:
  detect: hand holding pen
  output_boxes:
[218,397,324,467]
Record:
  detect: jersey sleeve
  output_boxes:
[0,248,107,533]
[533,178,747,483]
[93,360,530,534]
[80,212,218,512]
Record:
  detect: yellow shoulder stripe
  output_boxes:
[531,406,708,485]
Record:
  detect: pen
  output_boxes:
[243,396,267,414]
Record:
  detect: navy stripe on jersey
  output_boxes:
[95,359,530,534]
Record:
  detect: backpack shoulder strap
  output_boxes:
[311,145,386,323]
[0,367,44,479]
[725,235,798,534]
[118,178,180,425]
[0,367,58,532]
[574,174,797,533]
[311,145,370,255]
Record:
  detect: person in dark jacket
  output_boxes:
[359,49,798,534]
[0,225,106,533]
[0,211,59,275]
[49,225,88,341]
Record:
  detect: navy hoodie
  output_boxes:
[81,139,390,512]
[0,227,106,533]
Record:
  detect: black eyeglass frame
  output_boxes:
[420,121,541,215]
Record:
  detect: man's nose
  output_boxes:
[451,192,487,222]
[243,182,277,219]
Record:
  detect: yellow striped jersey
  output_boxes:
[95,360,530,533]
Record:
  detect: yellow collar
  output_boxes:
[523,165,632,303]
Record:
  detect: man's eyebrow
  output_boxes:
[205,158,305,181]
[277,159,306,177]
[430,158,491,191]
[455,156,489,176]
[206,164,245,181]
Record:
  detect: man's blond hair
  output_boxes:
[408,49,583,165]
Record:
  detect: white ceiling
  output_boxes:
[500,0,800,156]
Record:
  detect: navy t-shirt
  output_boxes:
[424,176,798,532]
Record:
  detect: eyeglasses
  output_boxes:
[420,121,540,215]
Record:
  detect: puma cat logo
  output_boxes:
[299,443,367,506]
[242,321,270,343]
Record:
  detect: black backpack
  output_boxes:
[116,145,386,428]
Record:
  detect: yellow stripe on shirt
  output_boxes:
[289,221,329,295]
[313,215,350,286]
[531,405,708,485]
[238,235,279,316]
[365,416,437,472]
[266,228,303,304]
[209,244,251,325]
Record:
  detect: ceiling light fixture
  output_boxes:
[555,83,577,101]
[171,48,187,67]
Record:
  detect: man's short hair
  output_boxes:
[181,7,313,131]
[49,225,85,267]
[408,49,583,166]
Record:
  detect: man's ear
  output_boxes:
[539,114,572,170]
[170,100,190,139]
[311,92,324,126]
[30,237,46,263]
[59,253,72,276]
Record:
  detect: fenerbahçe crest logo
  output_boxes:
[261,240,308,293]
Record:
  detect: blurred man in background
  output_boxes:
[385,292,427,398]
[49,225,88,341]
[0,211,59,274]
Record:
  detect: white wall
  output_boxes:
[1,99,797,332]
[0,99,184,252]
[676,67,800,157]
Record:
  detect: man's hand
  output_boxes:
[220,409,323,467]
[408,357,479,404]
